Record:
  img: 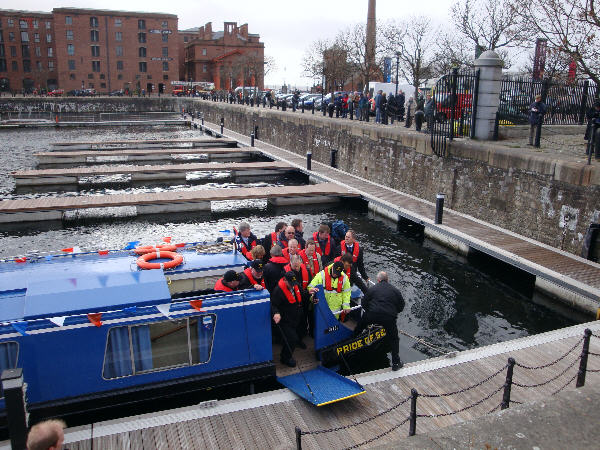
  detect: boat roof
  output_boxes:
[0,247,247,322]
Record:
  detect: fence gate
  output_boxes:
[430,68,480,157]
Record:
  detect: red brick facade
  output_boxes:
[0,9,264,94]
[0,10,56,93]
[183,22,264,91]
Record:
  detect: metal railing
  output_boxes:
[294,328,599,449]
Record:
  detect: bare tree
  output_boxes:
[512,0,600,84]
[433,33,474,74]
[302,39,352,94]
[381,17,437,99]
[451,0,529,68]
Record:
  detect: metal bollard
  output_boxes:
[201,116,204,126]
[576,329,592,387]
[250,132,255,147]
[434,193,445,224]
[220,117,224,135]
[302,100,305,113]
[330,148,338,168]
[501,357,516,410]
[254,125,259,140]
[350,103,353,120]
[306,151,312,171]
[408,388,418,436]
[295,426,302,450]
[2,368,28,450]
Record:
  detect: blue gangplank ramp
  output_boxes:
[277,366,365,406]
[312,285,354,351]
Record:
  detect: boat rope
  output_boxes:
[275,321,317,402]
[397,329,456,357]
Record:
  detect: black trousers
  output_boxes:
[356,312,400,365]
[278,322,298,361]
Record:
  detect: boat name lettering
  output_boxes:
[336,329,386,355]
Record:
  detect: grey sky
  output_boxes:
[7,0,453,88]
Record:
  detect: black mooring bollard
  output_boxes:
[220,117,224,135]
[435,193,445,224]
[576,329,592,387]
[302,100,305,113]
[2,369,28,450]
[250,132,255,147]
[201,116,204,126]
[330,148,338,168]
[501,357,516,410]
[254,125,259,140]
[306,151,312,171]
[408,388,418,436]
[295,426,302,450]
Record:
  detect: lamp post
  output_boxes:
[395,51,400,96]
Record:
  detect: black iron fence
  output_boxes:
[294,328,599,450]
[498,76,598,126]
[430,68,480,157]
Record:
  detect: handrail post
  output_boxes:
[449,67,458,141]
[306,151,312,171]
[470,69,480,139]
[295,426,302,450]
[220,117,224,135]
[576,329,592,388]
[254,125,259,140]
[409,388,418,436]
[250,132,255,147]
[501,357,515,410]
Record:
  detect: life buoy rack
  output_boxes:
[134,244,177,255]
[136,251,183,270]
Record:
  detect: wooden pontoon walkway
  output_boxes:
[34,148,260,165]
[48,320,600,449]
[50,138,237,150]
[11,162,295,186]
[0,183,358,223]
[203,121,600,312]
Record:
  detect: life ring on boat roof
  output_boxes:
[136,251,183,270]
[134,244,177,255]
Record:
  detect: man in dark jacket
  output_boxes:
[262,221,287,261]
[337,229,369,294]
[585,100,600,159]
[291,218,306,249]
[263,245,288,293]
[355,271,405,371]
[312,224,338,266]
[528,94,547,146]
[238,259,265,290]
[271,271,304,367]
[235,222,258,260]
[277,226,296,249]
[397,90,406,121]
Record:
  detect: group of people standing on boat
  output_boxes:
[214,218,405,370]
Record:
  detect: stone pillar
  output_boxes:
[473,50,503,140]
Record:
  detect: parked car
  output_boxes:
[47,89,64,97]
[434,92,473,121]
[109,89,124,96]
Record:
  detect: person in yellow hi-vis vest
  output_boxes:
[308,261,351,318]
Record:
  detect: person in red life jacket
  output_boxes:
[299,238,322,280]
[282,239,300,261]
[262,221,287,261]
[284,254,311,348]
[354,271,405,371]
[336,229,370,294]
[235,222,258,260]
[313,224,339,266]
[263,245,289,293]
[238,259,266,290]
[277,225,296,249]
[291,218,306,249]
[248,245,266,265]
[271,271,318,367]
[214,269,240,292]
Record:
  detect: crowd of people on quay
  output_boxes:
[213,219,405,371]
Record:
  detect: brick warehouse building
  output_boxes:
[182,22,264,91]
[1,8,264,95]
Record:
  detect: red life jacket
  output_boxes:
[334,256,351,277]
[284,263,309,289]
[277,234,289,249]
[270,232,278,248]
[277,278,301,304]
[214,278,234,292]
[269,256,288,265]
[299,249,321,276]
[323,266,344,293]
[312,232,331,256]
[243,267,265,288]
[282,247,299,261]
[340,241,360,263]
[237,232,257,260]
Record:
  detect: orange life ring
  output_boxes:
[134,244,177,255]
[136,251,183,270]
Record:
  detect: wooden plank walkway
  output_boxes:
[53,320,600,449]
[12,161,295,180]
[203,121,600,304]
[51,138,237,150]
[0,182,358,216]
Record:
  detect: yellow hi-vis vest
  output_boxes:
[308,264,351,317]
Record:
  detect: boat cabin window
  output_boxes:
[103,315,216,379]
[0,341,18,397]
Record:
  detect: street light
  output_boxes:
[395,51,400,96]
